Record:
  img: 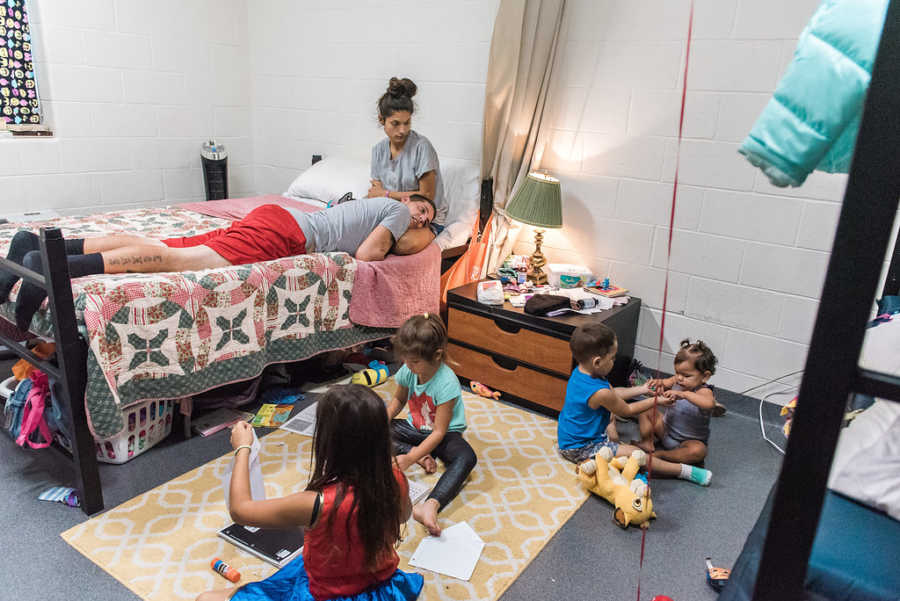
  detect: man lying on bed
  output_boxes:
[0,195,436,331]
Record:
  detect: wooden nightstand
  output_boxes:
[446,281,641,416]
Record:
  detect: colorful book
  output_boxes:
[191,408,254,437]
[587,284,629,298]
[251,404,294,428]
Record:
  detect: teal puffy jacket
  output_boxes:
[739,0,888,187]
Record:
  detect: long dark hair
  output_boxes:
[306,384,402,569]
[377,76,417,121]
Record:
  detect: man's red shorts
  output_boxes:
[162,204,307,265]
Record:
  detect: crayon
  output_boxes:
[211,558,241,583]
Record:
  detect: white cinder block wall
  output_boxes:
[519,0,852,397]
[248,0,499,195]
[0,0,254,216]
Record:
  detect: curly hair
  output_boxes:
[674,339,717,375]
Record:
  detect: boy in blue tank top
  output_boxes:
[557,323,712,486]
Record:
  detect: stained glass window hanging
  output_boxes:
[0,0,41,129]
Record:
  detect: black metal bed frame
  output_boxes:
[0,228,103,515]
[748,1,900,599]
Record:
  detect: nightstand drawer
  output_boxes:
[447,343,567,412]
[448,308,572,376]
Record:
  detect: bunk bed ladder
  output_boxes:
[0,228,103,515]
[751,1,900,599]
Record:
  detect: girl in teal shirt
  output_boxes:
[386,313,476,536]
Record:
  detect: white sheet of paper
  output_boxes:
[280,401,318,436]
[409,521,485,581]
[221,429,265,512]
[407,479,431,506]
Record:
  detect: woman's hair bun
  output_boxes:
[388,77,417,99]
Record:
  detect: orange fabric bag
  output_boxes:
[439,212,494,310]
[12,341,56,380]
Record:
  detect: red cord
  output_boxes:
[636,2,694,600]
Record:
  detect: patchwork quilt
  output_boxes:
[0,208,392,439]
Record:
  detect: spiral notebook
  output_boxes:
[218,524,305,568]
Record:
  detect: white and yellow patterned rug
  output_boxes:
[62,383,588,601]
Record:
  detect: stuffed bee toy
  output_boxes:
[350,360,389,387]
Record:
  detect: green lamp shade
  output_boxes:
[504,172,562,228]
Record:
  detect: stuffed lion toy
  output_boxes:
[576,447,656,529]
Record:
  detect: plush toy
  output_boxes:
[576,448,656,529]
[350,360,389,387]
[470,381,501,399]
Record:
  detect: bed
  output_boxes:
[717,4,900,597]
[0,153,485,515]
[720,320,900,601]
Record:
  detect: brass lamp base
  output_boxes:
[528,228,548,285]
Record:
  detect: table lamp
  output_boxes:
[504,171,562,285]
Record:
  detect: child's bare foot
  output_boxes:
[413,498,442,536]
[417,455,437,473]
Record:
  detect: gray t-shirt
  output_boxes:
[371,130,447,226]
[285,198,410,255]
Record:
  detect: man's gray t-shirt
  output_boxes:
[371,130,447,226]
[285,198,410,255]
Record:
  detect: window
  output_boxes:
[1,0,44,133]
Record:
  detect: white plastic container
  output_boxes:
[93,399,175,464]
[547,264,593,288]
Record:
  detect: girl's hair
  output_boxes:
[307,384,402,570]
[392,313,447,362]
[674,339,717,375]
[377,77,417,121]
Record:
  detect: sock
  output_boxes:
[0,230,40,302]
[679,463,712,486]
[65,238,85,255]
[15,251,105,331]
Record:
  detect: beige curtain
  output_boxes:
[481,0,566,275]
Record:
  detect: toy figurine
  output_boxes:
[470,381,501,400]
[705,557,731,592]
[601,277,610,290]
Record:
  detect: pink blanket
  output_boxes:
[178,195,318,220]
[178,195,440,328]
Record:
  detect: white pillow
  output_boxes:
[283,154,483,250]
[284,156,370,204]
[436,158,481,249]
[828,399,900,521]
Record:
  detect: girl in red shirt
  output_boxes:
[197,384,423,601]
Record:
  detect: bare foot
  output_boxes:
[413,498,442,536]
[417,455,437,474]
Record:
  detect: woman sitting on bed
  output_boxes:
[366,77,446,256]
[0,195,435,332]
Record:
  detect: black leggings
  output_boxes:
[391,419,477,510]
